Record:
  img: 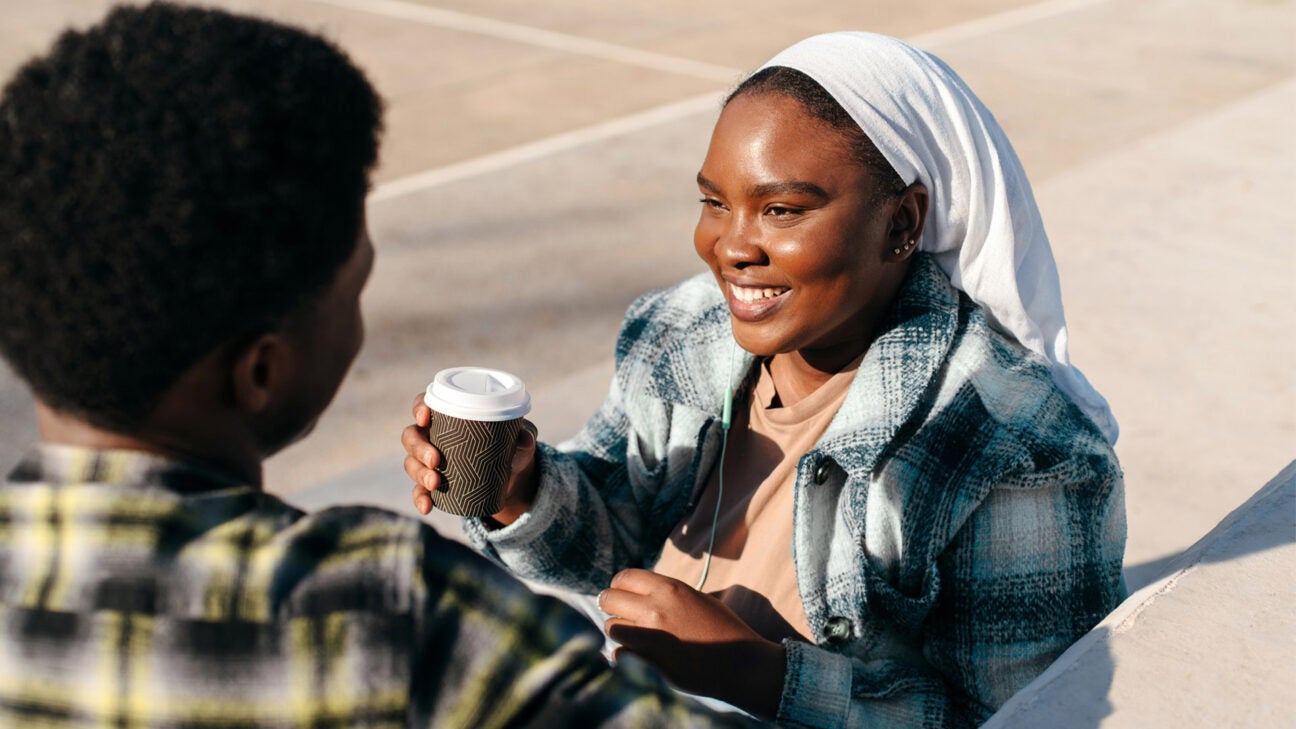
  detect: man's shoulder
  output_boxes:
[254,501,503,618]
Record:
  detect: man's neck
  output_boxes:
[34,400,264,487]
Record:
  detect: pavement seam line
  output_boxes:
[364,0,1116,203]
[305,0,741,82]
[905,0,1113,48]
[369,91,724,202]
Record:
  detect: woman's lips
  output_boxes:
[726,282,789,322]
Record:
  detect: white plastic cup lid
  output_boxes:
[424,367,531,421]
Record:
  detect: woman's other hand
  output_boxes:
[402,392,541,525]
[599,569,786,719]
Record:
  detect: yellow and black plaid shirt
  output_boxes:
[0,445,763,728]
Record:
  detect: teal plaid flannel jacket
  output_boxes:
[464,254,1127,728]
[0,445,768,728]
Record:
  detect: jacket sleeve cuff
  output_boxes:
[461,447,568,565]
[777,640,853,729]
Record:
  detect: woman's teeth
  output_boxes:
[731,284,788,303]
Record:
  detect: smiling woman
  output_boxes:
[692,89,924,392]
[404,31,1126,729]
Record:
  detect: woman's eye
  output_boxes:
[699,197,726,210]
[766,205,803,219]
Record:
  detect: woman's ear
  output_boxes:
[888,182,929,258]
[230,333,293,415]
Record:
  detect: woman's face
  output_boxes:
[694,92,916,363]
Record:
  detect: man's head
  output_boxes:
[0,2,382,452]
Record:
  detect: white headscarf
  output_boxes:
[759,32,1118,444]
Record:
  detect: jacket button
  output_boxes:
[822,616,853,645]
[813,459,834,484]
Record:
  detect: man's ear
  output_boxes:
[230,333,294,415]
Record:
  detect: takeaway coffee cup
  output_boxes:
[423,367,532,517]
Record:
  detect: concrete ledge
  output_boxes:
[984,460,1296,728]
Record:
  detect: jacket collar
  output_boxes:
[817,254,962,477]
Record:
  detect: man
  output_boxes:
[0,4,763,727]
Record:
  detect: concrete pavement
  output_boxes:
[0,0,1292,720]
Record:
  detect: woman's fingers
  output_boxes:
[603,618,677,657]
[404,391,438,515]
[410,392,432,428]
[411,481,433,515]
[402,396,442,514]
[598,589,631,620]
[598,570,678,623]
[404,453,441,491]
[401,424,441,470]
[609,568,674,595]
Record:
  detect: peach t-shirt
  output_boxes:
[653,357,861,643]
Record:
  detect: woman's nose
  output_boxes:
[713,216,767,269]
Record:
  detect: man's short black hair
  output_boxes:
[0,2,382,431]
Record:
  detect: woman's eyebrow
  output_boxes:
[696,173,830,201]
[749,180,829,200]
[696,172,720,193]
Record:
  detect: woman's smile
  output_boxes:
[726,281,791,321]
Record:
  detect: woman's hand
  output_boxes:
[599,569,786,719]
[402,392,541,526]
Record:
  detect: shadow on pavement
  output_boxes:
[1122,460,1296,592]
